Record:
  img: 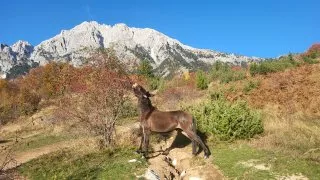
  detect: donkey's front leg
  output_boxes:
[136,126,143,154]
[142,127,151,158]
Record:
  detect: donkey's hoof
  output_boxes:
[204,154,210,159]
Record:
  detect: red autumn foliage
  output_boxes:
[0,79,40,124]
[231,66,243,71]
[1,49,135,126]
[304,43,320,58]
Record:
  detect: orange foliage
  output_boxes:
[0,49,141,124]
[248,64,320,115]
[231,66,243,71]
[0,79,40,124]
[304,43,320,58]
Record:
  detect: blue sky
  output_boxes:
[0,0,319,58]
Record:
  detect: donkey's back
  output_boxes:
[148,110,193,133]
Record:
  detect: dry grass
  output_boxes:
[248,64,320,115]
[250,104,320,162]
[244,64,320,161]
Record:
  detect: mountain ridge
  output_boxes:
[0,21,262,78]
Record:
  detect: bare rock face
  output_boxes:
[1,21,262,78]
[0,44,15,73]
[11,40,34,60]
[0,41,35,78]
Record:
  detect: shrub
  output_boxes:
[17,88,41,115]
[250,58,299,76]
[195,70,208,90]
[119,100,138,119]
[0,80,41,124]
[304,43,320,59]
[137,59,154,78]
[147,77,165,91]
[211,61,246,83]
[302,56,319,64]
[183,71,191,81]
[21,62,78,99]
[243,80,260,94]
[184,93,263,141]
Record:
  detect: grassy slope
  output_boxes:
[13,134,70,152]
[18,147,147,180]
[211,143,320,180]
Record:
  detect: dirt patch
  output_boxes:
[2,137,98,171]
[238,159,271,171]
[276,173,309,180]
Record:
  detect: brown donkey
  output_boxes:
[132,83,210,158]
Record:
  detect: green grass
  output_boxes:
[18,147,147,180]
[211,143,320,180]
[13,134,71,152]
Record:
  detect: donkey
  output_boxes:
[132,83,210,158]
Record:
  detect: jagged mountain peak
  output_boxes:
[1,43,10,49]
[11,40,34,58]
[12,40,32,47]
[1,21,262,78]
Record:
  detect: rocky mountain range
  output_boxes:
[0,21,262,78]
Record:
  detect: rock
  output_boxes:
[144,169,160,180]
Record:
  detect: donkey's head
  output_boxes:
[132,83,154,99]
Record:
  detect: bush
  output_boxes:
[195,70,208,90]
[147,77,165,91]
[119,100,138,119]
[304,43,320,59]
[302,56,319,64]
[0,79,41,124]
[17,88,41,115]
[211,62,246,83]
[243,80,260,94]
[184,93,263,141]
[250,59,299,76]
[137,59,154,78]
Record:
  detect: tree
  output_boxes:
[137,59,154,78]
[195,70,208,90]
[288,52,293,61]
[59,48,132,147]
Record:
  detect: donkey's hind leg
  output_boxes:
[192,140,197,155]
[181,131,197,155]
[183,130,211,158]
